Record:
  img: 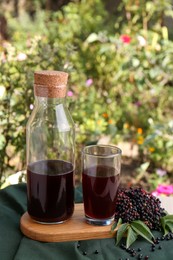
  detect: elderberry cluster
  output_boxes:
[114,187,166,230]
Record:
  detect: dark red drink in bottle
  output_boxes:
[27,160,74,223]
[26,71,75,223]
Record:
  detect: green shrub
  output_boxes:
[0,0,173,185]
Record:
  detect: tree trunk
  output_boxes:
[46,0,71,11]
[13,0,19,17]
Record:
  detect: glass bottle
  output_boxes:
[26,71,75,223]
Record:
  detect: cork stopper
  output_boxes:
[34,71,68,98]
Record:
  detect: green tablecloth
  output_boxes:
[0,183,173,260]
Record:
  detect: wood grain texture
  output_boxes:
[20,198,173,243]
[20,203,114,242]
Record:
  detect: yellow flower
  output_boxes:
[124,123,129,129]
[149,147,155,153]
[97,120,102,125]
[102,113,108,118]
[108,119,113,124]
[137,136,144,145]
[137,128,143,134]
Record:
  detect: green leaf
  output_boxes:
[111,222,118,232]
[111,218,122,232]
[161,217,166,234]
[164,227,170,235]
[126,227,138,248]
[161,215,173,234]
[131,220,154,244]
[165,222,173,233]
[117,218,122,224]
[162,215,173,221]
[116,223,129,245]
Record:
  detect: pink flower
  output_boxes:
[156,168,167,177]
[120,35,131,44]
[67,91,73,97]
[156,184,173,195]
[85,78,93,87]
[134,101,142,107]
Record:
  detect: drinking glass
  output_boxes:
[82,145,121,226]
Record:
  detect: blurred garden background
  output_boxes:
[0,0,173,194]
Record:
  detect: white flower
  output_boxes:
[137,35,146,47]
[150,88,156,95]
[17,53,27,61]
[155,129,162,136]
[30,104,34,110]
[168,120,173,128]
[0,85,5,99]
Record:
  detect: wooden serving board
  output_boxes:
[20,203,114,242]
[20,197,173,243]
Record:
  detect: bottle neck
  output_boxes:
[35,96,66,106]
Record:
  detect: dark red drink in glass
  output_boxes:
[83,165,120,220]
[82,145,121,226]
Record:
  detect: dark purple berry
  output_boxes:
[114,188,166,230]
[120,243,126,249]
[138,254,143,259]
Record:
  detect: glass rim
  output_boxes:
[82,144,122,158]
